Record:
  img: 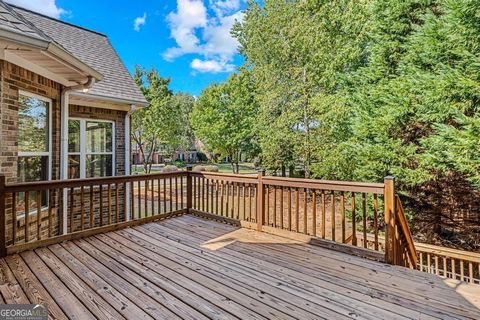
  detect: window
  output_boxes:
[68,119,114,178]
[17,91,51,212]
[18,92,51,182]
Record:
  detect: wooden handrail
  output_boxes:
[416,243,480,263]
[395,196,417,267]
[190,171,258,184]
[5,171,188,193]
[263,176,385,194]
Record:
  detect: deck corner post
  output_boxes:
[0,174,6,257]
[186,165,193,212]
[384,176,396,265]
[256,170,265,232]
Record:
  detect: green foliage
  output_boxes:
[190,69,259,173]
[233,0,368,177]
[132,66,195,173]
[194,0,480,242]
[347,0,480,190]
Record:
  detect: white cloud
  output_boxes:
[210,0,240,17]
[202,11,242,59]
[164,0,207,60]
[164,0,243,73]
[5,0,66,18]
[133,13,147,31]
[190,58,235,73]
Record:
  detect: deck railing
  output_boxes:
[416,243,480,284]
[0,169,420,272]
[354,232,480,284]
[0,172,187,256]
[189,170,417,268]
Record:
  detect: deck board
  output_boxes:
[0,214,479,320]
[156,218,465,319]
[166,218,473,318]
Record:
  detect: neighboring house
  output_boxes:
[0,1,147,185]
[132,148,198,165]
[174,148,198,163]
[0,1,147,241]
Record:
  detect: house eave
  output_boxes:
[0,29,103,85]
[70,91,148,108]
[0,27,49,49]
[46,43,103,82]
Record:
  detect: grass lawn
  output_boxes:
[132,163,257,175]
[131,165,164,174]
[215,163,257,174]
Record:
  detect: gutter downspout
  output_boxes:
[60,76,95,235]
[124,104,137,221]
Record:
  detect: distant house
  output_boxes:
[0,1,147,186]
[132,147,198,165]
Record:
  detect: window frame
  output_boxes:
[17,90,52,182]
[68,117,116,179]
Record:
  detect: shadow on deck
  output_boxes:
[1,214,479,319]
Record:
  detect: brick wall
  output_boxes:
[1,60,129,245]
[0,60,62,183]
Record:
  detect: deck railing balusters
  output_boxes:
[11,192,16,245]
[0,171,424,278]
[287,187,292,231]
[312,190,317,237]
[331,191,335,242]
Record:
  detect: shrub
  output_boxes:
[162,165,178,173]
[193,165,219,172]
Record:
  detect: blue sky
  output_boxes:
[6,0,246,95]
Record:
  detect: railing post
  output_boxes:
[0,175,6,257]
[186,165,193,212]
[384,176,396,265]
[256,170,265,232]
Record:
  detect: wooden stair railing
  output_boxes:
[383,176,417,268]
[395,196,417,268]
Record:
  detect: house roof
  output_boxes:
[0,1,103,83]
[0,2,147,106]
[0,2,50,44]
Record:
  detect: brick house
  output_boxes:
[0,2,147,240]
[0,2,147,182]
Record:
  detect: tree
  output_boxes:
[190,69,258,173]
[169,92,196,153]
[132,66,175,173]
[344,0,480,244]
[233,0,368,177]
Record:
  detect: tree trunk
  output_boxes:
[230,155,236,174]
[281,164,286,177]
[302,67,311,179]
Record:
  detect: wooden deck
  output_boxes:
[0,215,479,320]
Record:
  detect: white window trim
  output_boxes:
[17,90,52,181]
[17,90,52,219]
[68,117,116,178]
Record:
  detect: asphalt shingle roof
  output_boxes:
[2,2,147,105]
[0,2,50,42]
